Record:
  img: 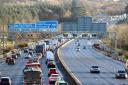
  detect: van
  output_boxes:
[45,51,55,64]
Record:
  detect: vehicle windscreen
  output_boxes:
[92,66,98,68]
[118,71,125,73]
[1,78,9,81]
[59,83,68,85]
[51,75,58,77]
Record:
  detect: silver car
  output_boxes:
[115,70,128,79]
[90,66,100,73]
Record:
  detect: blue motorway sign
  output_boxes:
[8,21,58,32]
[36,21,57,29]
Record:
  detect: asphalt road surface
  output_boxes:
[61,39,128,85]
[0,38,65,85]
[0,50,49,85]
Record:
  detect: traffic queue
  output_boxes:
[0,37,68,85]
[45,51,68,85]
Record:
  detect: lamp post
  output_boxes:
[2,21,5,57]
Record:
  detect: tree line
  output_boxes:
[0,3,66,26]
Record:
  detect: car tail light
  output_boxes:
[56,70,58,73]
[48,71,50,74]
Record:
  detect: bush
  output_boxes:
[2,48,11,54]
[125,55,128,60]
[17,43,28,48]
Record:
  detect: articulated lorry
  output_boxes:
[35,43,46,56]
[23,67,42,85]
[23,62,42,85]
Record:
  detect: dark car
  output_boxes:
[0,77,12,85]
[24,49,29,53]
[11,54,18,59]
[47,61,56,68]
[29,51,33,56]
[5,57,11,63]
[115,70,128,79]
[48,68,58,77]
[16,51,21,57]
[16,53,20,57]
[90,66,100,73]
[8,58,15,65]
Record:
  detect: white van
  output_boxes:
[45,51,55,64]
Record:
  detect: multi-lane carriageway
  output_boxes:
[61,39,128,85]
[0,34,128,85]
[0,38,66,85]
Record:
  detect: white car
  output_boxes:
[90,66,100,73]
[25,54,32,59]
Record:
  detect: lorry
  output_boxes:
[23,66,42,85]
[35,43,46,56]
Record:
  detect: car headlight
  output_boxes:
[125,74,128,78]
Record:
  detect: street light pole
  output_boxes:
[2,23,5,57]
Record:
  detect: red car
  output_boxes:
[47,61,56,68]
[48,68,58,77]
[49,74,61,85]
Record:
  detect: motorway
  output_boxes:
[0,50,50,85]
[61,39,128,85]
[0,38,66,85]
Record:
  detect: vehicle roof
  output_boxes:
[92,66,99,68]
[51,74,59,76]
[46,51,54,59]
[1,77,11,79]
[56,80,66,83]
[23,67,42,72]
[49,68,56,69]
[117,70,126,73]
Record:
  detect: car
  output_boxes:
[55,80,68,85]
[47,61,56,68]
[33,57,39,62]
[16,53,20,57]
[49,74,61,85]
[8,58,15,65]
[26,58,33,64]
[115,70,128,79]
[5,57,11,63]
[25,54,32,59]
[90,66,100,73]
[23,49,29,53]
[0,77,12,85]
[76,47,80,51]
[28,51,33,56]
[16,51,21,57]
[11,54,18,59]
[48,68,58,76]
[36,53,42,58]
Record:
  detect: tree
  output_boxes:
[125,3,128,15]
